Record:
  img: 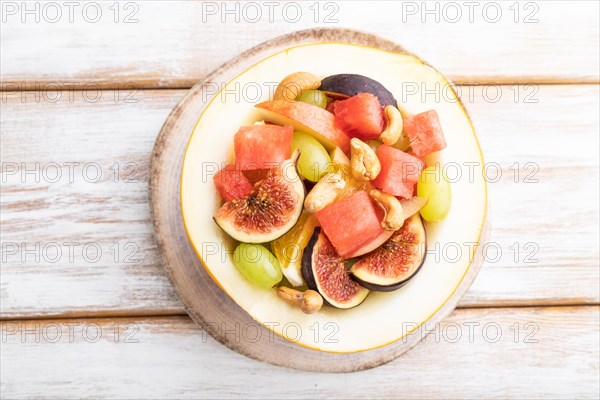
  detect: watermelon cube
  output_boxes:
[316,191,384,258]
[403,110,447,157]
[213,164,254,202]
[333,93,384,141]
[373,144,425,198]
[234,124,293,170]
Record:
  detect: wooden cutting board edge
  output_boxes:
[149,27,489,373]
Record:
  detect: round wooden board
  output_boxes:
[149,28,489,372]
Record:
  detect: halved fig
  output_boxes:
[350,214,426,291]
[319,74,398,108]
[302,227,369,309]
[214,151,305,243]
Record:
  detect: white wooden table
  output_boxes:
[1,1,599,398]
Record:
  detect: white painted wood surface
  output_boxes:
[1,307,599,399]
[1,1,599,397]
[1,1,598,87]
[2,85,598,318]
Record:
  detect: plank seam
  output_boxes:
[0,81,598,92]
[2,302,598,322]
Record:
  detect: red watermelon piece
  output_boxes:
[404,110,447,157]
[255,101,351,154]
[373,144,425,199]
[234,124,293,170]
[333,93,384,141]
[316,190,384,258]
[213,164,254,202]
[326,99,338,114]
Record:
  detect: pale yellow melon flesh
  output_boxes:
[181,43,487,353]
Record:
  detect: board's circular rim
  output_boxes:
[149,27,489,372]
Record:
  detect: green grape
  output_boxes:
[233,243,282,289]
[392,130,411,151]
[417,166,452,222]
[297,90,328,109]
[291,131,333,182]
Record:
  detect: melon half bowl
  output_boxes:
[181,42,487,354]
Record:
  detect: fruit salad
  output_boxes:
[212,72,451,314]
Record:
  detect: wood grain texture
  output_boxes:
[2,84,598,319]
[1,1,598,88]
[1,306,598,398]
[0,7,597,396]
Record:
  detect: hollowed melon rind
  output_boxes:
[181,43,487,353]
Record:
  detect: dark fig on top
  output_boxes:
[319,74,398,108]
[350,214,426,292]
[302,227,369,309]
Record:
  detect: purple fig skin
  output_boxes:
[301,227,321,295]
[319,74,398,108]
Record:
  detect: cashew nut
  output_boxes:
[350,138,381,181]
[369,189,405,231]
[277,286,323,314]
[273,72,321,102]
[304,172,346,213]
[379,105,404,145]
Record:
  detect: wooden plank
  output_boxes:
[1,85,598,318]
[0,1,598,88]
[1,306,598,399]
[461,83,600,306]
[0,90,187,318]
